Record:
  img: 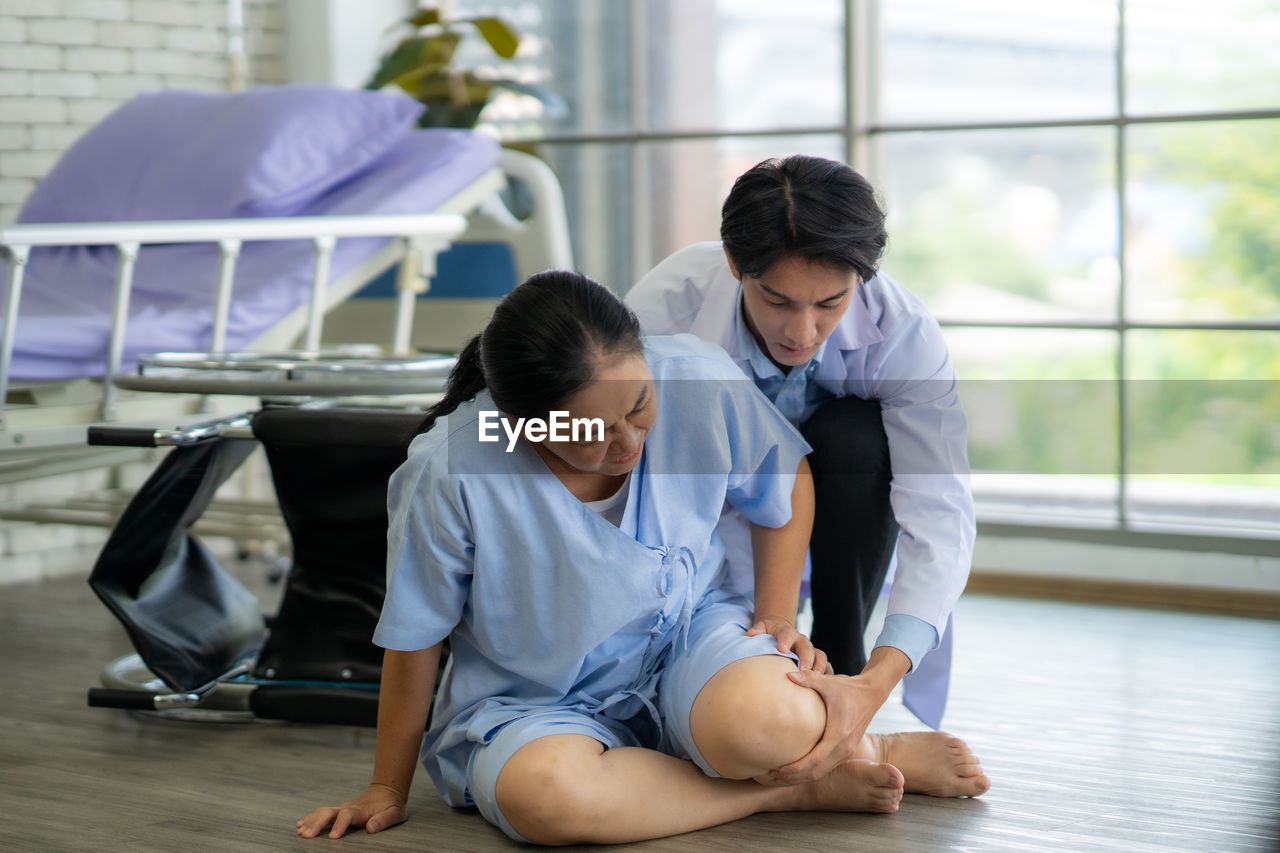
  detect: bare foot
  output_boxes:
[861,732,990,798]
[790,758,904,814]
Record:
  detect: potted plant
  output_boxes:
[337,4,567,353]
[365,4,563,130]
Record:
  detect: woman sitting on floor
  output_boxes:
[298,271,987,845]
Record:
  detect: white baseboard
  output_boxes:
[973,535,1280,594]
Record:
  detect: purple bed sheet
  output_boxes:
[3,129,499,381]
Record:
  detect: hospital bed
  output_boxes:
[0,84,572,532]
[0,85,571,724]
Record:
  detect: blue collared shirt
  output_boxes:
[731,293,833,426]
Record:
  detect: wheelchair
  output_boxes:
[84,352,447,727]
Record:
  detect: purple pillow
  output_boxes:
[19,85,425,223]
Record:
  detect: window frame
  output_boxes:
[483,0,1280,553]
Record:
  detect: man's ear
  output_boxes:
[723,246,742,280]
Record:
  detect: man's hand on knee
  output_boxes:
[767,670,883,785]
[769,646,909,784]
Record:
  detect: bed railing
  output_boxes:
[0,213,468,427]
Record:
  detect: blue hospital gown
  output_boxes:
[372,334,811,808]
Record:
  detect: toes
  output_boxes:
[874,785,904,813]
[873,762,905,791]
[952,772,990,797]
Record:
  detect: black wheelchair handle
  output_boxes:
[87,426,157,447]
[87,688,162,710]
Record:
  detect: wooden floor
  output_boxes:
[2,561,1279,853]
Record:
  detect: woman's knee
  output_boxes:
[690,655,826,780]
[494,736,603,845]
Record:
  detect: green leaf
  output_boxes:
[410,72,491,107]
[390,61,448,94]
[466,16,520,59]
[407,7,441,28]
[366,36,427,89]
[419,31,460,66]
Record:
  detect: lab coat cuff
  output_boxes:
[873,614,939,673]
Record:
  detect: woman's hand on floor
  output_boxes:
[296,782,407,839]
[747,617,832,673]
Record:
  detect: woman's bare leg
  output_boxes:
[495,735,903,845]
[496,655,903,845]
[697,655,990,799]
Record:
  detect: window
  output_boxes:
[453,0,845,288]
[871,0,1280,538]
[456,0,1280,540]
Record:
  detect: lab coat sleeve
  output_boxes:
[373,452,474,651]
[870,312,975,635]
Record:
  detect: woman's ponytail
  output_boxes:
[417,333,486,434]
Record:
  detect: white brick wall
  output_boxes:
[0,149,60,177]
[30,70,97,97]
[64,47,130,73]
[30,124,89,149]
[0,44,62,70]
[0,125,29,148]
[2,97,68,123]
[96,72,161,98]
[64,0,130,21]
[0,0,288,225]
[0,70,30,94]
[0,0,290,584]
[0,466,120,583]
[96,21,163,48]
[0,176,34,204]
[27,17,98,45]
[0,15,25,40]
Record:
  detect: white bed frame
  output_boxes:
[0,149,571,528]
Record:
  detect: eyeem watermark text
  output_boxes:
[479,411,605,452]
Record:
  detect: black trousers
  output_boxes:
[801,395,899,676]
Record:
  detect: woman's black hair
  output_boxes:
[720,154,887,283]
[418,270,643,433]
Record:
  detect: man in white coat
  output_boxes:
[626,155,975,784]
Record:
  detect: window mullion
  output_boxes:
[1116,0,1129,528]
